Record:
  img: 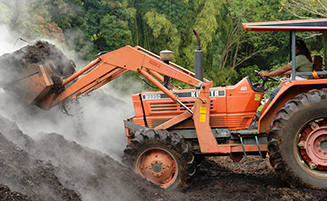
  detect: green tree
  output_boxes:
[281,0,327,18]
[1,0,66,43]
[143,10,181,59]
[132,0,225,87]
[210,0,294,86]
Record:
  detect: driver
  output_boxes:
[258,39,312,101]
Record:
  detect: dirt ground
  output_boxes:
[0,116,326,201]
[0,41,326,201]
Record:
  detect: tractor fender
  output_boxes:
[258,79,327,133]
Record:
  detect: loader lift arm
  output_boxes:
[36,45,211,110]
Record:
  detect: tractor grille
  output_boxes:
[150,101,213,113]
[150,115,226,128]
[228,116,250,128]
[150,119,170,128]
[150,102,179,112]
[210,116,227,127]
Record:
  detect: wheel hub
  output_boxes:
[319,140,327,150]
[152,162,163,173]
[137,149,177,187]
[300,125,327,170]
[144,160,167,176]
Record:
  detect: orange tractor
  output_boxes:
[2,18,327,190]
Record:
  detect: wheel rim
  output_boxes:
[136,148,177,188]
[298,118,327,171]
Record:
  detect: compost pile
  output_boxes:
[0,119,326,201]
[0,40,75,93]
[0,42,326,201]
[0,40,75,77]
[0,116,171,201]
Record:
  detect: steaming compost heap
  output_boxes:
[0,116,326,201]
[0,42,326,200]
[0,40,75,93]
[0,40,75,77]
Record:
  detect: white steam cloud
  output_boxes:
[0,3,152,200]
[0,24,24,54]
[0,24,141,161]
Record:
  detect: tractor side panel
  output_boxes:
[226,77,264,130]
[132,77,264,131]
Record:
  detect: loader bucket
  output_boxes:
[4,63,54,106]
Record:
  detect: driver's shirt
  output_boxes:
[288,55,312,78]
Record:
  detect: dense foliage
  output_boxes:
[0,0,325,89]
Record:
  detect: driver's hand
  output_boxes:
[258,71,269,77]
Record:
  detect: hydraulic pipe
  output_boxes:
[62,58,101,86]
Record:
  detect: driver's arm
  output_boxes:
[282,70,292,75]
[259,64,292,77]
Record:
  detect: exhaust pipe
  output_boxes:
[193,29,203,81]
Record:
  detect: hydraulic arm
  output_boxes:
[34,46,211,110]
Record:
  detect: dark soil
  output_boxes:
[0,183,32,201]
[188,157,327,201]
[0,115,326,201]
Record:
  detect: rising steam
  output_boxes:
[0,5,152,200]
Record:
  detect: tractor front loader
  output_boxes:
[2,19,327,191]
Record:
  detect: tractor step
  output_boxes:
[231,129,263,163]
[239,135,263,163]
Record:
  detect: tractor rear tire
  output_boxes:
[268,89,327,189]
[122,129,196,191]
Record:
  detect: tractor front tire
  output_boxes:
[122,129,196,191]
[268,89,327,189]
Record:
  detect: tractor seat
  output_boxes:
[312,55,323,71]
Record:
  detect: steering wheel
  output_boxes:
[254,70,278,91]
[254,70,278,81]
